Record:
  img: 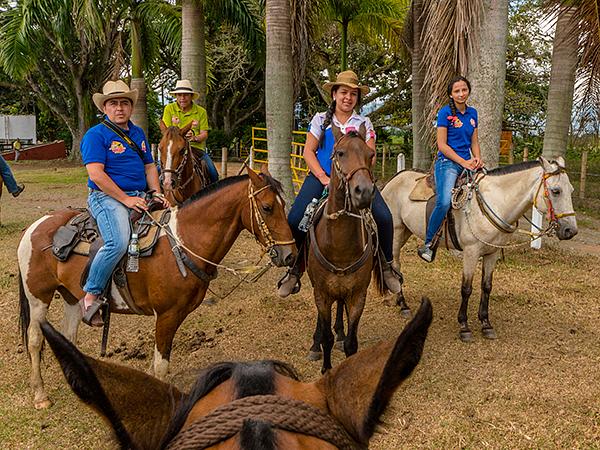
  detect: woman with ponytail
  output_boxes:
[278,70,402,297]
[418,76,483,263]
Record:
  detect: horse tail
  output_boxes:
[18,270,30,353]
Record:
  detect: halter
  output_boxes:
[533,167,576,223]
[248,183,295,258]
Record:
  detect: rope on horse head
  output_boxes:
[165,394,366,450]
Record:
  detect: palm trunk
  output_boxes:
[130,18,148,136]
[182,0,207,107]
[542,7,579,160]
[341,20,349,71]
[266,0,294,204]
[411,0,429,170]
[468,0,509,168]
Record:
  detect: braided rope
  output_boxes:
[165,395,365,450]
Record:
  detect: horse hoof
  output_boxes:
[334,341,344,352]
[482,327,497,340]
[34,398,53,410]
[307,351,322,361]
[400,308,412,319]
[459,330,473,342]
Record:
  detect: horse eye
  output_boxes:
[551,187,561,196]
[261,204,273,214]
[336,150,345,158]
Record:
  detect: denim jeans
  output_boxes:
[0,155,19,193]
[202,152,220,183]
[425,157,464,244]
[83,190,143,295]
[288,173,395,262]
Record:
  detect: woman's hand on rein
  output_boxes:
[316,172,330,186]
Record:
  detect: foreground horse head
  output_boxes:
[42,298,432,449]
[330,124,375,210]
[536,157,577,240]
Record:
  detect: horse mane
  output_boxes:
[180,173,284,210]
[485,160,540,176]
[161,360,299,446]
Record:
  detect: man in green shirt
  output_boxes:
[160,79,219,182]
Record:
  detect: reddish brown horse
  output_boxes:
[42,298,432,449]
[307,128,386,374]
[18,167,296,409]
[158,123,211,205]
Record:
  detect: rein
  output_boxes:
[463,164,575,249]
[165,394,365,450]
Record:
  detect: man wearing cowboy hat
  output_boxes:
[160,79,219,183]
[79,79,169,327]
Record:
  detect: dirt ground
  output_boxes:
[0,161,599,449]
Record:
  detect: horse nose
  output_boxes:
[283,251,294,267]
[559,226,578,240]
[353,184,374,208]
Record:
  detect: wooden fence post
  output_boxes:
[523,146,528,161]
[221,147,228,178]
[381,144,387,179]
[579,150,588,199]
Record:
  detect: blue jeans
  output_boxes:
[425,157,464,244]
[0,155,19,193]
[288,173,395,262]
[202,152,219,183]
[83,190,143,295]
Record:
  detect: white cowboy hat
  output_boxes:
[323,70,370,96]
[169,79,200,100]
[92,80,138,112]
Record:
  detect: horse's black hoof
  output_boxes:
[308,351,322,361]
[459,330,473,342]
[400,307,412,319]
[482,327,497,340]
[334,340,344,352]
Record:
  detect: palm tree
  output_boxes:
[320,0,409,71]
[181,0,263,107]
[265,0,294,203]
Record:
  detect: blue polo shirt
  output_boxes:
[81,118,153,191]
[437,104,478,161]
[307,112,376,176]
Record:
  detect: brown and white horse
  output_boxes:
[158,123,211,205]
[42,298,432,449]
[18,167,296,409]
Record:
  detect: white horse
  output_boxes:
[382,157,578,341]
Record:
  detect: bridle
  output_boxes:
[248,182,295,259]
[533,166,576,223]
[160,138,196,191]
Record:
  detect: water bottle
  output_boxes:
[126,232,140,272]
[298,198,319,232]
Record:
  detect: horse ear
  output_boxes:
[555,156,566,169]
[180,121,194,137]
[332,124,344,142]
[539,156,555,172]
[358,123,367,141]
[41,322,183,449]
[246,165,264,187]
[316,298,433,445]
[260,164,272,177]
[159,120,168,134]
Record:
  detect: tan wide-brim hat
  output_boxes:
[92,80,138,112]
[170,79,200,101]
[323,70,370,96]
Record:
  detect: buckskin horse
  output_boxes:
[381,157,578,341]
[42,298,432,449]
[158,123,211,205]
[18,167,296,409]
[307,126,387,374]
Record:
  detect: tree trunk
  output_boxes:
[468,0,509,168]
[130,18,148,136]
[265,0,294,204]
[411,0,430,170]
[341,20,349,71]
[182,0,207,107]
[542,7,579,160]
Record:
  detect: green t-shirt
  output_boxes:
[162,102,209,150]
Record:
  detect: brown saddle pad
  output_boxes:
[409,174,435,201]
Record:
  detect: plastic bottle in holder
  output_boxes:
[298,198,319,232]
[126,232,140,272]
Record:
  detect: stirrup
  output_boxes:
[382,261,403,294]
[81,297,106,327]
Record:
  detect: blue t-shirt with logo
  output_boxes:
[81,118,153,191]
[436,104,478,161]
[307,112,376,176]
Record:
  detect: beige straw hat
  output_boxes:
[323,70,370,96]
[92,80,138,112]
[169,79,200,100]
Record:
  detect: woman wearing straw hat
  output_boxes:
[160,79,219,183]
[277,70,402,298]
[80,80,169,327]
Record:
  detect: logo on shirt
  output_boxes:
[110,141,126,154]
[172,116,180,125]
[447,115,463,128]
[470,118,476,127]
[141,141,147,152]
